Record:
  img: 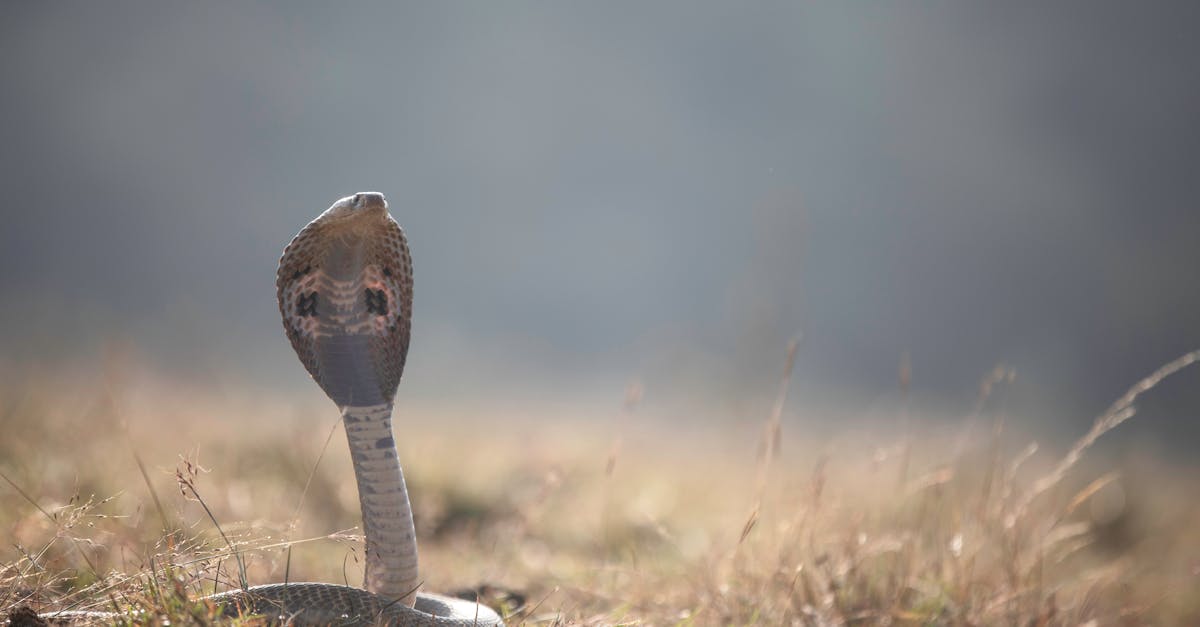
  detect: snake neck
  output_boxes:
[342,403,419,607]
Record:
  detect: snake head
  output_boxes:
[321,192,390,222]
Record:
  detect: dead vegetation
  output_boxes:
[2,350,1199,625]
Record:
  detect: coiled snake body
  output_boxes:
[43,193,503,626]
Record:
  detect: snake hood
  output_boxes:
[276,192,414,408]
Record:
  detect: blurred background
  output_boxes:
[2,2,1198,456]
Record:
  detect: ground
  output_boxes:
[2,359,1199,626]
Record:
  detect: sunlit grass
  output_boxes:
[2,351,1199,625]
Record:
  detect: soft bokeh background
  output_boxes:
[2,2,1198,454]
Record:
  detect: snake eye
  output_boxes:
[352,193,363,205]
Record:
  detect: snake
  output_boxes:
[37,193,504,626]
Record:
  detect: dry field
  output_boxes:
[2,352,1199,625]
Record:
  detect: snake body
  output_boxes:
[41,193,503,625]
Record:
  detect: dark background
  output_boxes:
[2,3,1197,453]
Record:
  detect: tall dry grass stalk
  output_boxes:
[1018,349,1199,517]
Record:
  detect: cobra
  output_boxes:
[42,193,504,626]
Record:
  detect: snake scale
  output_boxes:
[39,193,504,626]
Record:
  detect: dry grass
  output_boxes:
[2,351,1199,625]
